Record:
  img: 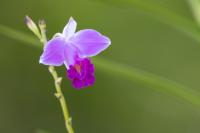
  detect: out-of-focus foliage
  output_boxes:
[1,0,200,133]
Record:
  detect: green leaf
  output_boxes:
[0,24,41,48]
[94,57,200,109]
[187,0,200,25]
[0,24,200,110]
[92,0,200,43]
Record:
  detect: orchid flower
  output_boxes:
[39,17,111,89]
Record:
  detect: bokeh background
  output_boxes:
[1,0,200,133]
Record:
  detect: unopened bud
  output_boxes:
[25,15,41,39]
[39,19,46,31]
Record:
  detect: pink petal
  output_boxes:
[62,17,77,40]
[39,37,66,66]
[71,29,111,58]
[63,44,79,68]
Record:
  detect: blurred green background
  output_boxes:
[1,0,200,133]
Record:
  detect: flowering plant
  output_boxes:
[40,17,111,89]
[25,16,111,133]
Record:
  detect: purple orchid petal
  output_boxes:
[63,44,78,68]
[71,29,111,58]
[39,37,66,66]
[62,17,77,39]
[40,36,79,68]
[66,58,95,89]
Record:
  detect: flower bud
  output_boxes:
[25,15,41,39]
[38,19,46,31]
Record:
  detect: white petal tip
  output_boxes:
[39,58,44,64]
[68,17,76,24]
[107,38,111,45]
[70,16,74,20]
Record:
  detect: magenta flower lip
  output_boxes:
[67,58,95,89]
[39,17,111,89]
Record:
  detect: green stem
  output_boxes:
[48,66,74,133]
[38,20,74,133]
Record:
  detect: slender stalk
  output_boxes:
[38,20,74,133]
[48,66,74,133]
